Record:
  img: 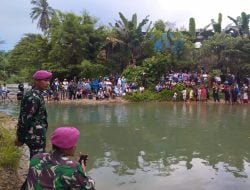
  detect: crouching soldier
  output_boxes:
[25,126,96,190]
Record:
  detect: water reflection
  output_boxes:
[1,102,250,189]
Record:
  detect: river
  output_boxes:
[0,101,250,190]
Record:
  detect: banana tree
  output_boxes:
[227,12,250,37]
[110,12,152,66]
[211,13,222,33]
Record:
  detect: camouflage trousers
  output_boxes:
[20,143,46,190]
[27,126,47,159]
[28,144,46,159]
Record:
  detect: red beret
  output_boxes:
[51,127,80,149]
[33,70,52,80]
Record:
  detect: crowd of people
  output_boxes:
[45,71,249,104]
[44,75,143,101]
[39,71,248,104]
[155,71,249,104]
[1,70,249,105]
[4,69,249,189]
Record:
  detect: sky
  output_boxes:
[0,0,249,51]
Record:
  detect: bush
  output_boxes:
[79,60,108,79]
[123,90,159,102]
[124,83,186,102]
[122,65,145,84]
[157,89,174,101]
[0,126,21,169]
[122,55,172,89]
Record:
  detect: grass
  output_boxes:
[0,125,21,170]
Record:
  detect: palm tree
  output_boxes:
[30,0,55,34]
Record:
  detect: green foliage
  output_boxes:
[0,126,21,169]
[109,12,153,67]
[43,61,70,79]
[30,0,55,33]
[8,11,108,80]
[122,65,144,82]
[241,12,250,36]
[49,11,96,66]
[122,48,198,90]
[154,19,166,32]
[200,33,250,76]
[123,90,159,102]
[189,17,196,40]
[209,69,221,77]
[157,89,175,101]
[211,13,222,33]
[4,9,250,86]
[0,51,9,81]
[8,34,50,80]
[142,55,171,87]
[152,30,196,70]
[122,54,172,88]
[124,83,186,102]
[48,11,107,71]
[227,12,250,37]
[78,60,108,79]
[171,83,186,99]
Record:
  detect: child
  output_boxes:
[173,92,178,101]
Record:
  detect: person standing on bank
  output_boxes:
[26,126,95,190]
[15,70,52,159]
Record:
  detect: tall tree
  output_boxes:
[110,12,152,66]
[154,19,166,32]
[0,51,9,80]
[30,0,55,34]
[199,33,248,74]
[211,13,222,33]
[241,12,250,37]
[48,11,107,77]
[227,12,250,37]
[189,17,196,40]
[8,34,49,79]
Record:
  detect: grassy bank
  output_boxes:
[0,115,21,170]
[124,84,185,102]
[123,84,226,103]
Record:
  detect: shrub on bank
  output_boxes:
[124,84,186,102]
[0,126,21,170]
[124,90,158,102]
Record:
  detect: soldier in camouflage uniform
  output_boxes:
[15,70,52,159]
[26,127,96,190]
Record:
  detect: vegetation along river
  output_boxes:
[0,102,250,190]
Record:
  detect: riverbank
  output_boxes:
[47,96,129,105]
[4,93,249,106]
[0,97,129,189]
[0,113,29,190]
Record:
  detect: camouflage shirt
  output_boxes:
[26,150,96,190]
[16,88,48,150]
